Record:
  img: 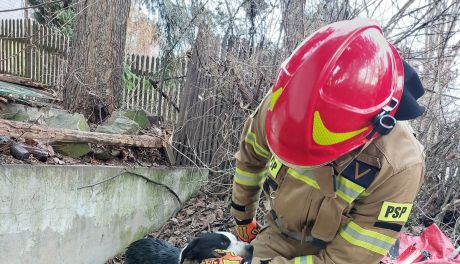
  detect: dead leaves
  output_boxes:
[105,190,235,263]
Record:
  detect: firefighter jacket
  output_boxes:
[230,93,425,264]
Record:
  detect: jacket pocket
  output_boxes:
[272,170,317,233]
[310,197,349,242]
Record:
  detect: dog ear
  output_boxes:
[180,237,202,263]
[181,236,220,262]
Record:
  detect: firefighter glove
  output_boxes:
[235,218,259,242]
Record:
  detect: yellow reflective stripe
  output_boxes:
[339,176,364,193]
[336,176,365,204]
[312,111,368,146]
[270,87,283,111]
[358,190,371,199]
[336,190,353,204]
[287,169,364,203]
[222,260,241,264]
[245,131,270,159]
[294,257,302,264]
[294,256,313,264]
[339,221,396,255]
[234,168,266,186]
[236,168,266,178]
[287,168,320,189]
[234,175,265,186]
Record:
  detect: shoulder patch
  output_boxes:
[268,156,283,178]
[340,160,379,189]
[378,202,413,222]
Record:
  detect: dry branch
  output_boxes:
[0,119,163,148]
[148,78,180,112]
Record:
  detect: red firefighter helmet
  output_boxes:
[266,19,404,167]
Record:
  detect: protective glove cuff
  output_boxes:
[235,219,259,242]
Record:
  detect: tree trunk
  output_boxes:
[63,0,131,123]
[282,0,305,54]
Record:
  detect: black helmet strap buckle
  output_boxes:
[366,97,399,140]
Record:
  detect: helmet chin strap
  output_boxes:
[330,97,400,191]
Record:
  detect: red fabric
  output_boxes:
[383,224,460,264]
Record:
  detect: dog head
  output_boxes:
[180,232,253,263]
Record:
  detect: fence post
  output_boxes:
[7,19,12,75]
[150,56,157,114]
[144,56,151,111]
[24,19,31,79]
[31,20,37,81]
[12,19,16,76]
[0,20,4,73]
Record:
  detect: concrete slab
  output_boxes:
[0,165,208,264]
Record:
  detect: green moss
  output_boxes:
[132,225,149,241]
[44,113,89,131]
[96,116,140,135]
[10,112,29,121]
[78,119,90,131]
[52,143,91,158]
[122,110,151,129]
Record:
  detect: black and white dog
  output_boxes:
[125,231,253,264]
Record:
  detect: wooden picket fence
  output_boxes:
[0,19,277,169]
[122,54,186,123]
[0,19,184,123]
[0,19,70,87]
[173,28,277,168]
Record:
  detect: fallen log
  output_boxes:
[0,119,163,148]
[0,74,49,90]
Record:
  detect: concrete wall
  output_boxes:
[0,165,208,264]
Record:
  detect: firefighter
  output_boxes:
[204,18,426,264]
